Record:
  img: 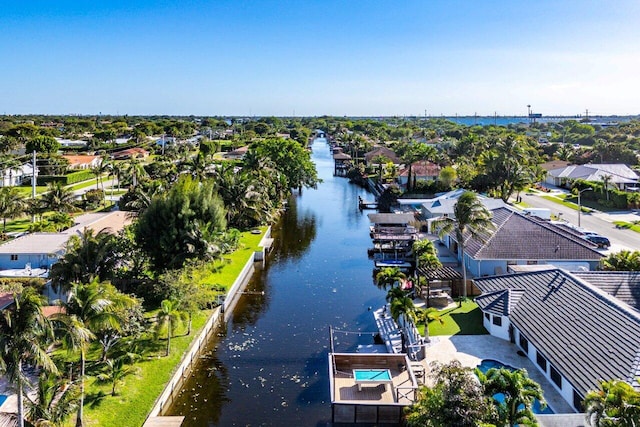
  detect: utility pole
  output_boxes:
[31,150,37,222]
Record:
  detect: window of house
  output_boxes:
[492,316,502,326]
[536,352,547,371]
[573,389,584,411]
[550,366,562,388]
[527,260,538,265]
[519,334,529,353]
[10,254,18,261]
[484,313,490,320]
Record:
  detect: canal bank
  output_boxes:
[165,137,388,426]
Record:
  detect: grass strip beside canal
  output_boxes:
[75,227,268,426]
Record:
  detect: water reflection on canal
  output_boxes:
[168,138,386,426]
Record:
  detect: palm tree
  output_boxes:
[389,294,417,328]
[434,191,495,298]
[375,267,407,290]
[95,357,135,396]
[125,158,147,188]
[53,281,123,427]
[372,154,389,182]
[477,367,545,427]
[40,182,77,214]
[0,288,58,427]
[584,379,640,427]
[27,372,79,427]
[602,250,640,271]
[49,228,118,292]
[155,300,187,357]
[0,186,27,232]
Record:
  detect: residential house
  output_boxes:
[475,269,640,412]
[438,207,603,279]
[62,155,102,171]
[546,163,638,190]
[397,161,441,188]
[364,147,401,165]
[223,146,249,160]
[111,147,150,160]
[0,163,37,187]
[0,211,131,271]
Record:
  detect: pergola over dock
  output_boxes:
[416,265,462,305]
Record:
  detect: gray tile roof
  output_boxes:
[574,271,640,311]
[548,164,638,184]
[474,269,640,396]
[367,213,415,225]
[476,288,525,316]
[463,208,603,261]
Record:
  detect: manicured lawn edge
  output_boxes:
[613,221,640,233]
[541,195,592,212]
[77,227,270,426]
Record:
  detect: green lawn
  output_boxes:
[15,186,47,196]
[73,310,211,427]
[419,300,488,336]
[541,195,592,213]
[69,227,269,426]
[613,221,640,233]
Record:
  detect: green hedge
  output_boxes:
[572,179,636,209]
[31,170,95,186]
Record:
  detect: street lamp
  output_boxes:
[577,187,593,227]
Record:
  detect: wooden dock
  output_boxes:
[373,305,402,354]
[358,196,378,210]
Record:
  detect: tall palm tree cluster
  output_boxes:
[0,280,140,427]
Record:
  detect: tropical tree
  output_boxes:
[40,181,77,213]
[0,288,58,427]
[252,138,319,192]
[477,367,545,427]
[602,250,640,271]
[375,267,407,290]
[434,191,495,298]
[372,154,389,181]
[124,158,148,188]
[584,379,640,427]
[49,228,118,292]
[134,176,227,271]
[405,361,497,427]
[0,186,27,231]
[95,357,135,396]
[27,372,79,427]
[390,294,417,327]
[155,299,187,357]
[53,281,125,427]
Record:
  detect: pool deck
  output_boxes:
[422,334,575,414]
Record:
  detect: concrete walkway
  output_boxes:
[423,335,575,414]
[373,305,402,354]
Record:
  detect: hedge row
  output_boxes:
[572,179,640,209]
[27,170,96,186]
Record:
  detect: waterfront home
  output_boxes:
[328,353,420,424]
[368,213,418,269]
[397,160,441,188]
[333,151,352,176]
[223,145,249,160]
[364,147,401,165]
[414,189,507,220]
[438,207,603,279]
[545,163,638,190]
[474,268,640,412]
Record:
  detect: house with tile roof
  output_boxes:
[111,147,149,160]
[573,271,640,311]
[439,207,604,279]
[397,160,441,188]
[62,155,102,170]
[364,146,401,165]
[546,163,638,190]
[474,268,640,412]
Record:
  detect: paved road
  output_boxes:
[522,192,640,253]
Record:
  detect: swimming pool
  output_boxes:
[0,395,7,407]
[476,359,554,415]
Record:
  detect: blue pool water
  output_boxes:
[476,359,554,414]
[353,369,391,382]
[0,395,7,407]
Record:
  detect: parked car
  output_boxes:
[584,234,610,248]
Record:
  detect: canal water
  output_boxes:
[167,138,387,426]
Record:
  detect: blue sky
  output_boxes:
[1,1,639,116]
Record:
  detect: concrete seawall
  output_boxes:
[144,227,272,425]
